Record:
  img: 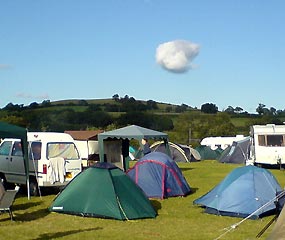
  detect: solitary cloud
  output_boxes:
[0,64,12,69]
[16,92,49,100]
[156,40,200,73]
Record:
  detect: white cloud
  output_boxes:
[0,64,11,69]
[16,92,49,100]
[156,40,200,73]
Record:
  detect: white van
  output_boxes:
[0,132,82,195]
[250,124,285,166]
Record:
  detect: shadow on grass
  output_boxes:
[31,227,103,240]
[150,200,161,211]
[13,208,50,222]
[180,167,194,172]
[190,187,199,194]
[13,201,43,211]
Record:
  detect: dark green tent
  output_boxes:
[195,145,221,160]
[49,162,157,220]
[0,122,29,197]
[98,125,170,170]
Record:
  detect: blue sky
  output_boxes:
[1,1,284,113]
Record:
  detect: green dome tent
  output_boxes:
[195,145,221,160]
[49,162,157,220]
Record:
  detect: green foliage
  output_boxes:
[201,103,218,114]
[2,98,285,142]
[171,112,236,145]
[115,111,173,131]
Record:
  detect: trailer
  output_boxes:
[250,124,285,166]
[64,130,103,167]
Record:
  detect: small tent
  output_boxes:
[49,162,157,220]
[195,145,221,160]
[98,125,170,171]
[150,141,200,162]
[218,136,251,164]
[127,152,191,199]
[193,165,282,219]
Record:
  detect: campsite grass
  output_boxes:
[1,160,285,240]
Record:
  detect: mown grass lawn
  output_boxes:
[1,160,284,240]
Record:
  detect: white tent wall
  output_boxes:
[74,140,99,167]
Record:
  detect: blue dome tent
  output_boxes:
[193,165,282,219]
[127,152,191,199]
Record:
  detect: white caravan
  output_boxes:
[0,132,82,195]
[250,124,285,166]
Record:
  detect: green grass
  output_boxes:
[1,161,284,240]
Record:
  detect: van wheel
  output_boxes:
[29,181,39,196]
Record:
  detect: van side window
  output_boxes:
[0,141,12,156]
[30,142,42,160]
[12,142,23,156]
[47,143,80,160]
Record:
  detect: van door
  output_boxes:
[0,140,13,173]
[7,141,26,184]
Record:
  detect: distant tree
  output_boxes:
[256,103,266,115]
[165,106,172,112]
[116,111,153,128]
[104,103,120,112]
[151,115,174,131]
[122,95,129,102]
[181,103,189,109]
[171,112,236,145]
[78,100,89,106]
[28,102,39,109]
[234,106,243,113]
[201,103,218,114]
[224,106,234,114]
[146,100,158,110]
[175,104,188,113]
[3,102,15,110]
[112,94,119,101]
[3,102,24,111]
[41,100,51,107]
[270,107,277,115]
[87,104,102,112]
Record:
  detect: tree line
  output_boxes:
[0,95,284,146]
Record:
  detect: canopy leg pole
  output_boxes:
[27,179,30,200]
[256,214,278,238]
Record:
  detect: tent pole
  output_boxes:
[27,179,30,200]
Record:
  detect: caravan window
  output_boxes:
[258,135,284,147]
[47,143,80,160]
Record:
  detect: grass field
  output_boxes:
[0,160,284,240]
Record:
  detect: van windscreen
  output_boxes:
[47,143,79,160]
